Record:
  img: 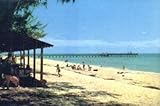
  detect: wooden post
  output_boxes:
[40,48,43,80]
[23,50,25,68]
[33,49,36,79]
[27,50,30,65]
[20,51,22,65]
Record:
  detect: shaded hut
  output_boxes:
[0,31,53,82]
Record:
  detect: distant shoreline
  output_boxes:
[40,54,160,73]
[46,58,160,74]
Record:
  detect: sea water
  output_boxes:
[44,54,160,73]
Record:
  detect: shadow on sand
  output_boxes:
[143,86,160,90]
[0,76,47,87]
[48,82,85,91]
[36,71,59,77]
[0,82,136,106]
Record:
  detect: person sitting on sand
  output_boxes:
[2,74,20,89]
[56,64,61,77]
[71,65,76,70]
[88,65,92,71]
[12,56,17,64]
[25,64,32,76]
[66,64,69,67]
[5,55,13,64]
[77,65,82,70]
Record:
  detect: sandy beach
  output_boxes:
[0,58,160,106]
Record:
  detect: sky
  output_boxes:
[34,0,160,54]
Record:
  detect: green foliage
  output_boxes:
[58,0,75,3]
[0,0,75,39]
[11,0,47,39]
[0,0,17,32]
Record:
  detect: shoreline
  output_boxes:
[46,58,160,75]
[41,58,160,87]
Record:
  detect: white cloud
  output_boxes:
[141,31,147,35]
[41,37,160,48]
[118,39,160,48]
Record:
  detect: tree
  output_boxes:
[0,0,75,39]
[58,0,75,3]
[0,0,17,33]
[12,0,47,39]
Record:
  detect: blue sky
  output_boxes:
[34,0,160,53]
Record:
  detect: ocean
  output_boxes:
[43,54,160,73]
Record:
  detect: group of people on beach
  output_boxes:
[0,53,32,89]
[0,53,20,89]
[55,61,93,77]
[66,62,92,71]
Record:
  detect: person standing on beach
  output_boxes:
[56,64,61,77]
[82,62,85,71]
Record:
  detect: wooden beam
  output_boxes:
[20,51,22,66]
[23,50,25,68]
[33,49,36,79]
[40,48,43,80]
[27,50,30,65]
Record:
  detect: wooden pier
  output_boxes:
[99,53,138,57]
[33,53,138,58]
